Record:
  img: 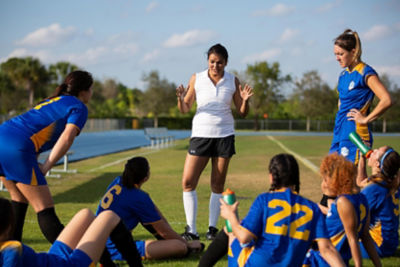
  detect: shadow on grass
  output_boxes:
[53,172,118,204]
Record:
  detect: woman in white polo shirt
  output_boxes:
[176,43,253,241]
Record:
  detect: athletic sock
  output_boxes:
[198,230,229,267]
[110,221,143,267]
[209,192,222,227]
[37,207,64,243]
[183,190,197,234]
[11,201,28,241]
[99,248,117,267]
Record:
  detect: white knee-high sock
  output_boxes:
[209,192,222,227]
[183,190,197,234]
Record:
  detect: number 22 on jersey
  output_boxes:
[265,199,313,241]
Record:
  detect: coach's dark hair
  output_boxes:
[121,157,150,189]
[269,153,300,193]
[207,43,228,63]
[334,29,362,63]
[50,70,93,98]
[0,197,15,242]
[370,146,400,193]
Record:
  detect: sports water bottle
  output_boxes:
[349,131,372,158]
[222,188,237,233]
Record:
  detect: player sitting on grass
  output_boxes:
[0,196,122,267]
[357,146,400,258]
[96,156,203,265]
[199,153,345,267]
[303,153,381,267]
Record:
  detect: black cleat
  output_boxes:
[206,226,219,241]
[181,225,200,241]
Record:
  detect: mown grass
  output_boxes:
[1,133,399,266]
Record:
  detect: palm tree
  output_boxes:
[48,61,79,84]
[1,57,48,108]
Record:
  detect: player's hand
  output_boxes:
[347,108,368,124]
[219,198,239,220]
[187,240,205,253]
[176,84,187,100]
[239,84,254,101]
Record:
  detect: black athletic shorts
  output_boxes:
[188,135,235,158]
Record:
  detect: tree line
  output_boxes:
[1,57,399,129]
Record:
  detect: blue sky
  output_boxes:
[1,0,399,94]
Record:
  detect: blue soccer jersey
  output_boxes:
[96,176,161,260]
[0,240,93,267]
[0,95,88,185]
[304,193,369,266]
[330,62,377,163]
[360,183,400,257]
[228,188,328,267]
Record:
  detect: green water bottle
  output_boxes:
[349,131,372,158]
[222,188,237,233]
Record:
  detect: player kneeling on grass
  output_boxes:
[0,197,122,267]
[96,156,203,265]
[199,153,345,267]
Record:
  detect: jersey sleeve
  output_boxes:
[67,104,88,131]
[312,206,329,240]
[363,65,378,85]
[240,194,265,237]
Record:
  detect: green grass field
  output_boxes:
[1,133,400,266]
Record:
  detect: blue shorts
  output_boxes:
[46,240,93,267]
[188,135,235,158]
[0,127,47,185]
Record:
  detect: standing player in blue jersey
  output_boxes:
[202,154,345,267]
[304,153,381,267]
[357,146,400,258]
[96,157,203,265]
[0,197,125,267]
[0,71,93,244]
[330,29,392,164]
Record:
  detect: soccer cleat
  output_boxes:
[181,225,200,241]
[206,226,219,240]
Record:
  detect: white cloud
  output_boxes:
[242,48,282,63]
[146,2,159,13]
[142,49,160,62]
[252,4,295,17]
[66,46,108,65]
[362,25,391,41]
[163,30,216,48]
[316,0,342,13]
[279,28,299,43]
[16,23,76,47]
[1,48,53,63]
[113,43,139,55]
[375,65,400,77]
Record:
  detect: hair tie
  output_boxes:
[380,148,394,176]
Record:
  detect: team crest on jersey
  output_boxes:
[348,81,355,91]
[340,146,349,157]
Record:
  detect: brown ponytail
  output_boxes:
[334,29,362,63]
